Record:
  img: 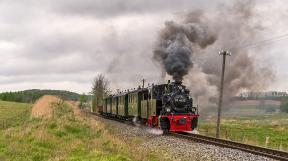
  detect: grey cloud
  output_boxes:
[0,0,287,94]
[50,0,214,18]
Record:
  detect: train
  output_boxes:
[98,80,199,132]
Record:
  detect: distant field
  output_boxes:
[231,100,281,107]
[0,101,31,129]
[223,100,281,116]
[198,113,288,151]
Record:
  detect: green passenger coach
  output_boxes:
[106,96,112,114]
[128,92,142,117]
[117,94,128,117]
[102,85,166,122]
[111,96,118,115]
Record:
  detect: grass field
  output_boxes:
[0,100,31,119]
[198,113,288,151]
[0,101,163,161]
[0,100,31,129]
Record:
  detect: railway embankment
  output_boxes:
[91,113,277,161]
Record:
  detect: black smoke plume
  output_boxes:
[154,0,274,116]
[153,18,216,81]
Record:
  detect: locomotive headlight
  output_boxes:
[166,108,171,112]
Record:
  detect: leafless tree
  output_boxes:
[91,74,109,111]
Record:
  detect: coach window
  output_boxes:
[134,94,136,102]
[135,94,137,102]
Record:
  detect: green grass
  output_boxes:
[0,100,31,129]
[0,100,31,120]
[198,113,288,151]
[0,101,163,161]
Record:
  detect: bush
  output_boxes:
[280,100,288,113]
[51,101,74,119]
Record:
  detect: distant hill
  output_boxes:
[0,89,80,103]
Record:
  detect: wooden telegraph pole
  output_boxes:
[216,50,231,139]
[142,79,146,88]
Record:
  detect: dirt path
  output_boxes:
[31,95,80,118]
[31,95,62,118]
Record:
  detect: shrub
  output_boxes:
[51,101,74,119]
[280,99,288,113]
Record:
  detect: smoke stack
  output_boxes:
[168,80,171,84]
[175,79,182,85]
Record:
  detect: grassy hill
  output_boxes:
[0,99,162,161]
[0,89,80,103]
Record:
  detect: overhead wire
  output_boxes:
[228,32,288,51]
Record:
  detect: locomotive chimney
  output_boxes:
[168,80,171,84]
[175,79,182,85]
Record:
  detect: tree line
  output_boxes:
[0,89,80,103]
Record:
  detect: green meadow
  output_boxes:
[198,113,288,151]
[0,100,31,129]
[0,101,162,161]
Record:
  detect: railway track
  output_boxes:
[88,111,288,160]
[169,132,288,161]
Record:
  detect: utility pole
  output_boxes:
[142,79,146,88]
[216,50,231,139]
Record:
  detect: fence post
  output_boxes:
[241,132,245,143]
[265,136,270,148]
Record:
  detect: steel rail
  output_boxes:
[88,111,288,160]
[169,132,288,161]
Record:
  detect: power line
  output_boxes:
[229,32,288,51]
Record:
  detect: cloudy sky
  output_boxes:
[0,0,287,94]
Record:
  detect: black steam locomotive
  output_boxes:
[162,80,196,114]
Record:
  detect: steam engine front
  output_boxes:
[159,80,198,132]
[99,80,199,132]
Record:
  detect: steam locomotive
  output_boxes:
[98,80,199,132]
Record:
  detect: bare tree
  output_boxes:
[91,74,109,112]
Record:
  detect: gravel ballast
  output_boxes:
[92,115,277,161]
